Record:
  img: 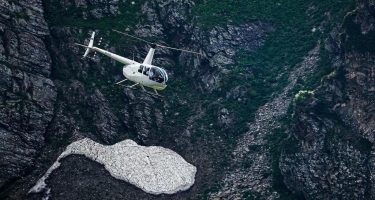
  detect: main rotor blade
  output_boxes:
[155,44,203,56]
[112,29,151,44]
[112,29,203,56]
[75,43,91,48]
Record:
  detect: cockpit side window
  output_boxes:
[144,67,150,75]
[149,68,155,78]
[138,65,150,76]
[138,65,144,73]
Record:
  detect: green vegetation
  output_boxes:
[191,0,355,139]
[192,2,356,197]
[193,0,354,29]
[292,90,314,108]
[192,2,355,197]
[306,44,335,89]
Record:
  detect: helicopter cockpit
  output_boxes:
[138,65,168,84]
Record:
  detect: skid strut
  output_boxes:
[115,79,127,85]
[115,80,163,98]
[129,83,139,88]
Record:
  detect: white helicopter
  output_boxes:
[75,30,202,97]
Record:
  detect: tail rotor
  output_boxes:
[76,32,103,60]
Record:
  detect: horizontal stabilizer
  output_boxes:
[75,43,90,49]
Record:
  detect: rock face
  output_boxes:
[280,1,375,199]
[211,39,322,200]
[137,0,273,90]
[29,138,196,196]
[2,0,374,199]
[0,0,56,188]
[280,95,372,199]
[198,22,273,90]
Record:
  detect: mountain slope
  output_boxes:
[2,0,374,199]
[280,1,375,199]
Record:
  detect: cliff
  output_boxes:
[1,0,374,199]
[0,0,56,190]
[280,1,375,199]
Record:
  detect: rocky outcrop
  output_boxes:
[211,42,321,199]
[336,0,375,143]
[280,1,375,199]
[29,138,197,196]
[0,0,56,188]
[197,22,273,90]
[280,95,372,199]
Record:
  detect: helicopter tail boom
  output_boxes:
[90,47,138,65]
[76,31,139,66]
[75,43,138,65]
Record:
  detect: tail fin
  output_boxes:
[83,32,95,58]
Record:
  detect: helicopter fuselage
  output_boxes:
[123,64,167,90]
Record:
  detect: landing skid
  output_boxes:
[115,80,138,90]
[117,84,138,90]
[144,90,164,98]
[115,79,163,98]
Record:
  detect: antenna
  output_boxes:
[112,29,203,56]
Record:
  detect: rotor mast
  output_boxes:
[92,47,138,65]
[143,43,157,65]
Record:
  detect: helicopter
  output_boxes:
[75,30,202,98]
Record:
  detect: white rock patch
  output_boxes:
[29,138,196,195]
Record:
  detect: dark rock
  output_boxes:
[0,0,56,189]
[280,1,375,199]
[0,64,56,187]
